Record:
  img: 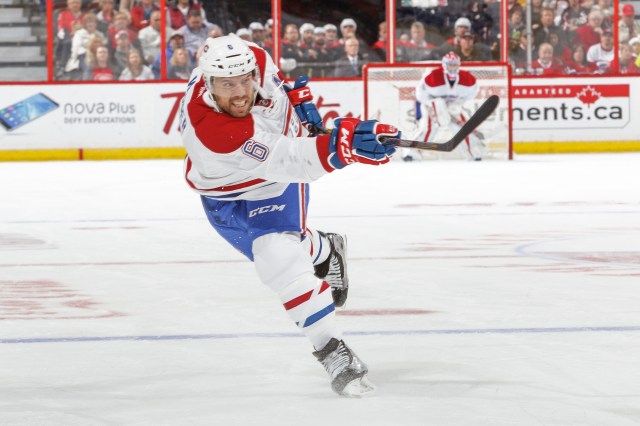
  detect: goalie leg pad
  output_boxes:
[430,98,451,127]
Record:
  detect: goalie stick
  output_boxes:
[308,95,499,153]
[379,94,499,152]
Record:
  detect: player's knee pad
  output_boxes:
[253,232,310,293]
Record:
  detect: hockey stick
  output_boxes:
[380,95,499,152]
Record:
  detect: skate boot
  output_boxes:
[313,338,375,397]
[313,232,349,307]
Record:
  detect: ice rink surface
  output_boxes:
[1,154,639,426]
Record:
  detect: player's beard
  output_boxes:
[225,95,253,118]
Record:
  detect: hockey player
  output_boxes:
[179,34,400,396]
[403,52,486,161]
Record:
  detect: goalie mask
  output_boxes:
[199,34,262,115]
[442,52,461,81]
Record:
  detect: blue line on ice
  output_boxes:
[2,325,639,344]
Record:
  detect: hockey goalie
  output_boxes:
[402,52,487,161]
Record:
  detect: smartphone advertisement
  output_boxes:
[0,83,186,150]
[0,93,59,131]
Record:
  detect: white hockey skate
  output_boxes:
[313,338,375,397]
[313,232,349,307]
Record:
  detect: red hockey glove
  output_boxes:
[319,118,400,170]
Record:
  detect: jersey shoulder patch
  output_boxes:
[425,69,446,87]
[457,70,477,87]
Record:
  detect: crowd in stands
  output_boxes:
[51,0,640,81]
[508,0,640,75]
[53,0,207,80]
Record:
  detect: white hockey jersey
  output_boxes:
[180,44,334,201]
[415,67,478,104]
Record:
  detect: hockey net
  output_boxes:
[363,62,513,160]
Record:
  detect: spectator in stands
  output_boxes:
[117,0,132,11]
[619,43,640,74]
[467,0,495,45]
[549,31,571,64]
[575,10,605,51]
[338,18,357,44]
[280,23,307,78]
[107,11,139,49]
[151,31,187,78]
[449,17,472,48]
[403,21,435,62]
[529,0,544,27]
[371,21,387,61]
[167,46,193,79]
[57,0,84,37]
[308,26,333,77]
[119,48,154,80]
[592,0,614,29]
[281,23,305,61]
[297,23,327,77]
[312,26,332,64]
[507,0,524,17]
[249,22,266,48]
[83,32,107,69]
[236,28,251,42]
[65,12,105,80]
[586,29,614,73]
[630,36,640,61]
[531,42,564,75]
[618,3,640,44]
[533,7,566,51]
[112,29,133,77]
[95,0,115,33]
[564,43,597,74]
[167,0,205,30]
[431,17,472,59]
[299,23,318,61]
[508,7,525,49]
[454,30,490,61]
[84,44,116,80]
[138,10,162,65]
[560,0,589,43]
[176,9,215,58]
[312,26,327,50]
[509,32,529,71]
[333,37,363,77]
[338,18,373,62]
[323,23,342,61]
[130,0,158,31]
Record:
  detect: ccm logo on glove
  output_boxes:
[338,121,356,165]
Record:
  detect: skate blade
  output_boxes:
[339,376,376,397]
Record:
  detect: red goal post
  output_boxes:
[363,62,513,160]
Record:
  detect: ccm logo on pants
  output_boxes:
[249,204,286,217]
